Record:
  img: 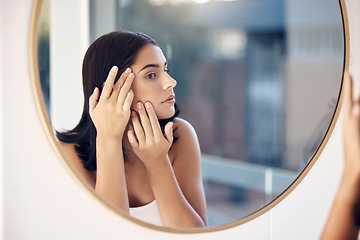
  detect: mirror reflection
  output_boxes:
[37,0,344,227]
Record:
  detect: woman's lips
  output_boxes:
[162,95,176,104]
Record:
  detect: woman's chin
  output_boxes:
[157,108,176,120]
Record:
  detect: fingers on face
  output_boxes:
[144,102,162,138]
[115,67,131,89]
[111,67,132,96]
[122,90,134,113]
[130,102,160,142]
[116,72,134,107]
[131,111,145,144]
[100,66,135,102]
[100,66,118,100]
[136,102,154,138]
[129,102,173,146]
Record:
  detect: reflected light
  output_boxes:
[149,0,210,5]
[211,29,247,60]
[149,0,167,6]
[169,0,186,5]
[193,0,211,3]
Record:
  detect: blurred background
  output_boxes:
[37,0,344,226]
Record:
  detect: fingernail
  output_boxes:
[132,111,136,117]
[111,66,118,73]
[93,87,97,93]
[128,73,134,79]
[137,102,142,109]
[145,102,151,108]
[125,68,131,74]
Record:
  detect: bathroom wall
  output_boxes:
[1,0,359,239]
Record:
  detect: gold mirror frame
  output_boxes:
[29,0,349,233]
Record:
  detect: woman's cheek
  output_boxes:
[130,94,148,111]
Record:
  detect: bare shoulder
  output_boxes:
[56,139,96,187]
[170,118,201,161]
[172,118,198,140]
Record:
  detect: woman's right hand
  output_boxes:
[89,66,134,141]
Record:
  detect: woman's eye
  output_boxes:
[146,73,156,79]
[164,68,170,73]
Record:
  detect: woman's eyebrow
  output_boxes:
[137,61,168,74]
[138,64,160,73]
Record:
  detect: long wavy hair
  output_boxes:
[56,31,179,171]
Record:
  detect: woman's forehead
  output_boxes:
[132,44,166,70]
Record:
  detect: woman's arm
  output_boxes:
[89,66,134,212]
[128,102,207,227]
[169,117,208,226]
[321,73,360,239]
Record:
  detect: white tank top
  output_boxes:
[129,200,162,226]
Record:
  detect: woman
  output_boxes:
[57,31,208,228]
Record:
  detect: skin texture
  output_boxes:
[58,44,208,228]
[321,73,360,239]
[130,44,176,120]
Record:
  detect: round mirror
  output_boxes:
[31,0,348,231]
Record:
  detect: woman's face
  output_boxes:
[130,44,177,119]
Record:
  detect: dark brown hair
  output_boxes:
[56,31,179,171]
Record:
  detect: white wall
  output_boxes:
[50,0,89,131]
[0,1,4,238]
[0,0,359,239]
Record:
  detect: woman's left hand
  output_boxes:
[127,102,173,167]
[342,73,360,182]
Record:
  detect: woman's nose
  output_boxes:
[163,74,177,90]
